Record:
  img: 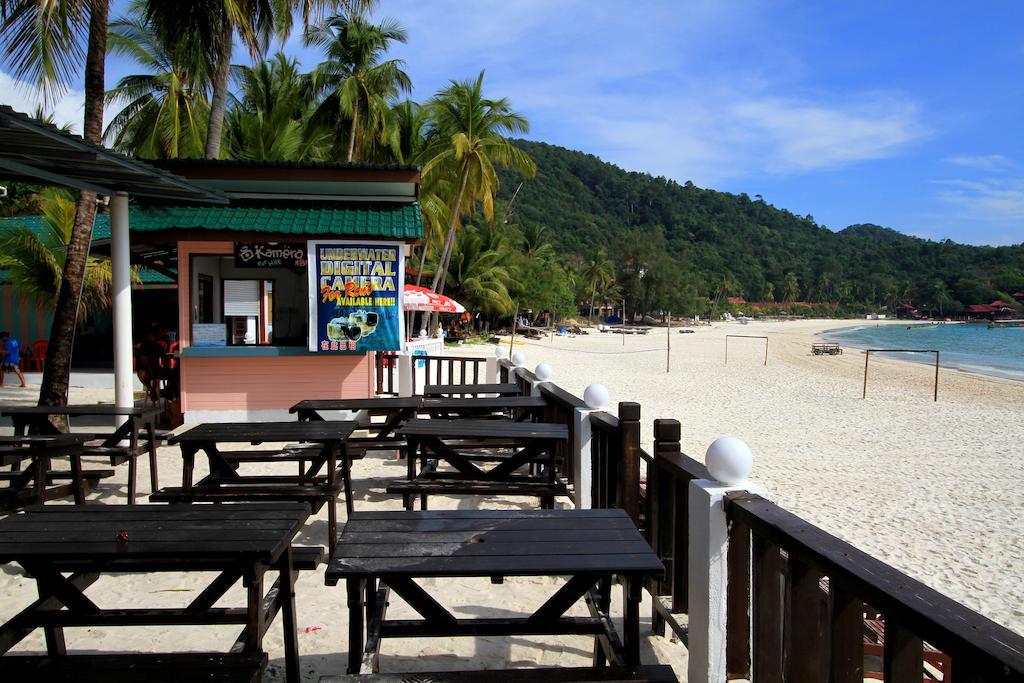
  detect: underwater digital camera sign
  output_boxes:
[307,240,404,353]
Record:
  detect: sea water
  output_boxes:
[825,323,1024,381]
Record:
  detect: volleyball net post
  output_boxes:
[862,349,940,402]
[725,334,769,366]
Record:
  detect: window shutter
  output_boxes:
[223,280,260,317]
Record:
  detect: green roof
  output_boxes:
[0,214,171,284]
[129,202,423,239]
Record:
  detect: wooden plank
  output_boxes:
[345,508,628,520]
[830,582,864,683]
[341,529,640,544]
[752,534,784,682]
[170,421,357,444]
[397,419,567,440]
[336,539,655,559]
[786,557,826,683]
[726,518,751,679]
[319,666,678,682]
[884,618,925,683]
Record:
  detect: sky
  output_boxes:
[2,0,1023,246]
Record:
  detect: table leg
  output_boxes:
[623,575,643,666]
[32,455,46,502]
[35,574,67,656]
[593,575,611,667]
[70,453,85,505]
[146,416,159,492]
[128,417,139,503]
[346,578,366,674]
[244,565,266,653]
[404,437,416,510]
[279,547,300,683]
[182,445,196,489]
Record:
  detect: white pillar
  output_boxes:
[574,383,610,509]
[687,437,761,683]
[485,357,498,384]
[110,192,133,409]
[398,352,413,397]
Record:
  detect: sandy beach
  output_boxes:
[0,317,1021,681]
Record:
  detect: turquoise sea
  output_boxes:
[824,322,1024,381]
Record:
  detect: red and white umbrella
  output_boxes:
[402,284,466,313]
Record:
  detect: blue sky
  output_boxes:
[3,0,1022,245]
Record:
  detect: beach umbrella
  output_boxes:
[402,284,467,313]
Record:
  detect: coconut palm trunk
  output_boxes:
[427,165,469,331]
[204,19,234,159]
[38,0,109,408]
[588,283,597,322]
[347,96,359,162]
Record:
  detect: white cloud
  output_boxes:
[945,154,1012,171]
[930,178,1024,242]
[0,69,84,132]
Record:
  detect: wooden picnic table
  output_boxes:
[423,383,520,397]
[421,395,548,421]
[0,502,310,683]
[2,404,160,503]
[0,434,106,510]
[290,397,422,441]
[325,509,663,675]
[391,419,569,509]
[155,421,358,555]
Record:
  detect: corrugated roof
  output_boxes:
[128,203,423,238]
[0,215,172,284]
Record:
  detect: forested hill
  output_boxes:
[498,139,1024,313]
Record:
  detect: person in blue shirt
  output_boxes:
[0,331,28,388]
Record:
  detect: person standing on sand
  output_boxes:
[0,331,28,388]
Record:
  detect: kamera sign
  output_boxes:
[234,242,306,269]
[306,240,404,353]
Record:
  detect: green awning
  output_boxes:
[128,202,423,239]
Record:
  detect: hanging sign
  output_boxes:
[307,240,404,352]
[234,242,306,269]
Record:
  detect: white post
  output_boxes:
[110,192,133,410]
[398,352,413,397]
[688,437,761,683]
[573,383,609,509]
[485,357,498,384]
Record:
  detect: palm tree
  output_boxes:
[582,250,614,321]
[306,12,411,162]
[0,188,120,318]
[443,223,515,321]
[104,6,210,158]
[224,53,330,161]
[1,0,110,408]
[423,71,536,302]
[783,272,800,305]
[519,223,555,262]
[144,1,376,159]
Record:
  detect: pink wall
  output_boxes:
[176,239,373,412]
[180,353,372,411]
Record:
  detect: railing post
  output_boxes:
[618,402,641,526]
[573,384,609,509]
[485,357,498,384]
[688,438,762,683]
[397,352,413,397]
[650,418,681,636]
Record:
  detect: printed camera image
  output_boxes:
[327,310,379,342]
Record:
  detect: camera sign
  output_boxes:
[234,242,306,269]
[307,239,404,353]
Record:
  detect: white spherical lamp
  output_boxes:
[535,363,553,381]
[495,345,508,359]
[511,352,527,367]
[583,383,609,410]
[705,436,753,485]
[418,328,427,338]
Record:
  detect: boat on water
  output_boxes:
[988,320,1024,329]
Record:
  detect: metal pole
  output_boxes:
[622,298,626,346]
[110,192,133,411]
[666,312,671,373]
[764,338,768,366]
[725,336,729,366]
[934,351,940,402]
[862,351,870,399]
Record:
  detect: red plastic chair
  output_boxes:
[26,340,47,372]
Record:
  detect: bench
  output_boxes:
[0,652,268,682]
[319,665,678,682]
[386,478,568,510]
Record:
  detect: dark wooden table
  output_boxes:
[423,383,520,397]
[162,421,358,554]
[0,434,103,510]
[394,419,569,509]
[0,503,310,683]
[2,404,160,503]
[290,397,422,440]
[421,396,548,421]
[325,509,663,674]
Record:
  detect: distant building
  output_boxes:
[895,303,919,319]
[726,296,747,305]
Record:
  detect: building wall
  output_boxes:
[0,285,52,345]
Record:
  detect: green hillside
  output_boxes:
[498,140,1024,315]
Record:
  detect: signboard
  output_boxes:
[307,240,404,353]
[234,242,306,269]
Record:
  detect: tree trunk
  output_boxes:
[347,96,360,162]
[430,163,471,293]
[38,0,109,408]
[588,283,596,322]
[203,19,233,159]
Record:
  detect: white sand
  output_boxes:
[481,319,1024,635]
[0,318,1020,681]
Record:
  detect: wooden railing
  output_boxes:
[644,418,710,643]
[588,403,642,525]
[725,492,1024,682]
[375,353,488,396]
[537,383,586,497]
[374,352,398,395]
